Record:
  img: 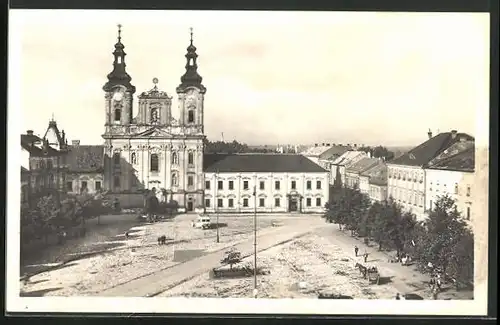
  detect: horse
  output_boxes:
[355,262,368,278]
[157,235,167,245]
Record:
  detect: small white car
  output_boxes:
[192,215,211,229]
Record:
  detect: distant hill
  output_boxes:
[386,146,414,158]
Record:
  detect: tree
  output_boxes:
[417,195,473,282]
[333,166,343,189]
[220,248,242,270]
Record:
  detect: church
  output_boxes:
[22,25,329,214]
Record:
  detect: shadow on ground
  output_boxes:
[22,262,81,277]
[378,276,394,285]
[173,249,206,263]
[207,223,228,229]
[20,287,63,297]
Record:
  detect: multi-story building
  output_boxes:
[387,130,474,220]
[330,150,367,186]
[345,157,379,190]
[64,141,105,195]
[424,140,475,226]
[360,162,388,202]
[203,154,329,214]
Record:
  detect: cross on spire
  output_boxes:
[190,27,193,44]
[117,24,122,42]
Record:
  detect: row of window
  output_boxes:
[114,152,195,171]
[429,182,471,196]
[206,180,322,191]
[31,159,56,170]
[114,108,196,123]
[388,169,424,183]
[112,172,193,188]
[206,197,323,208]
[389,187,424,207]
[67,180,102,193]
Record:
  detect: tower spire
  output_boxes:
[177,27,206,93]
[103,24,136,94]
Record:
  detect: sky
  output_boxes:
[9,10,490,147]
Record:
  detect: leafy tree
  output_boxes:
[333,166,343,189]
[417,195,473,282]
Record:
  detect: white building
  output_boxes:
[330,150,367,186]
[204,154,329,214]
[424,140,475,226]
[387,130,474,221]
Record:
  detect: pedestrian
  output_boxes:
[354,245,359,257]
[395,293,401,300]
[363,252,369,263]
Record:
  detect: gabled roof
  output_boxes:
[427,143,475,172]
[132,127,172,138]
[360,162,388,186]
[389,132,474,167]
[318,145,351,160]
[66,145,104,173]
[203,154,327,173]
[346,157,380,174]
[331,150,366,166]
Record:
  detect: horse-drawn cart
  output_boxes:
[367,267,380,285]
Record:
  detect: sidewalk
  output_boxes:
[98,220,324,297]
[315,224,473,299]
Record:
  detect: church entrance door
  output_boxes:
[187,200,194,212]
[288,198,298,212]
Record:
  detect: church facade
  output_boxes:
[101,26,206,212]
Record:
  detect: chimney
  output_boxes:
[427,129,433,139]
[26,130,34,136]
[72,140,80,146]
[322,143,325,146]
[451,130,458,139]
[314,143,318,147]
[354,144,357,148]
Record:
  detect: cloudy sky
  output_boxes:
[9,10,489,147]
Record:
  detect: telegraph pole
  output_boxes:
[216,169,220,243]
[253,185,257,297]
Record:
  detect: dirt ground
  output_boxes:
[19,214,277,296]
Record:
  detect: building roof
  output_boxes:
[66,145,104,173]
[427,143,475,172]
[361,162,388,186]
[300,145,333,157]
[203,153,327,173]
[319,145,351,160]
[21,134,61,156]
[346,157,380,174]
[331,150,366,166]
[389,131,474,167]
[21,166,29,174]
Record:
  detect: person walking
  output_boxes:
[363,252,369,263]
[395,293,401,300]
[354,245,359,257]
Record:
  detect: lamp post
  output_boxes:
[216,169,220,243]
[253,185,257,297]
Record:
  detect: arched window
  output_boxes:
[150,154,159,172]
[47,159,53,169]
[131,152,137,165]
[171,152,178,165]
[114,108,121,122]
[171,172,178,186]
[188,110,195,123]
[113,152,120,166]
[188,152,194,165]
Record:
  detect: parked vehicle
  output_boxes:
[192,215,211,229]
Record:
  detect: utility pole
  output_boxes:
[216,169,220,243]
[253,185,257,297]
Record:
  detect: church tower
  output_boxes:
[176,28,206,131]
[102,25,136,192]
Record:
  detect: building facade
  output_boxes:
[424,140,475,226]
[387,130,474,220]
[330,150,366,186]
[101,26,206,212]
[203,154,329,214]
